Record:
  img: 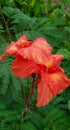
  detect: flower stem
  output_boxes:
[22,77,39,117]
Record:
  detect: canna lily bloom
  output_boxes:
[12,54,64,78]
[0,35,70,107]
[0,35,52,66]
[36,67,70,107]
[0,35,32,61]
[12,53,70,107]
[0,35,52,79]
[17,37,52,65]
[35,54,70,107]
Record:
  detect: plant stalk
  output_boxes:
[0,5,12,40]
[22,77,40,117]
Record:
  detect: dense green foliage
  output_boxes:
[0,0,70,129]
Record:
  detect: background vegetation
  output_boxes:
[0,0,70,129]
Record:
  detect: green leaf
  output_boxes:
[43,108,70,130]
[56,48,70,60]
[22,122,37,130]
[64,27,70,33]
[68,100,70,110]
[2,7,15,17]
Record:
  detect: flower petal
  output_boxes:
[18,46,50,65]
[18,37,52,65]
[32,38,52,64]
[0,52,6,61]
[51,54,64,67]
[45,54,64,70]
[6,42,18,56]
[36,72,53,107]
[33,37,52,57]
[17,35,28,42]
[12,56,40,78]
[46,67,70,96]
[0,42,18,61]
[16,35,32,47]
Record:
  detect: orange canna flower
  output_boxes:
[35,54,70,107]
[36,67,70,107]
[11,51,70,107]
[0,35,52,64]
[0,35,32,61]
[18,37,52,65]
[12,56,40,78]
[0,35,70,107]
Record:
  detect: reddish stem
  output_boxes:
[22,77,40,117]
